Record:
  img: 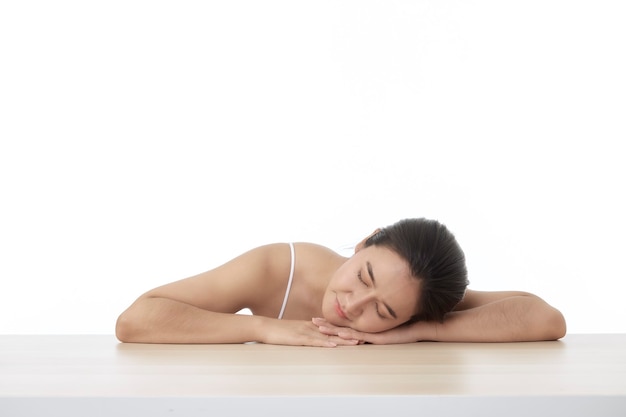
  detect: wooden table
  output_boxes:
[1,334,625,416]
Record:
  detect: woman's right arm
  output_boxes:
[115,244,357,346]
[115,244,285,344]
[115,296,267,344]
[116,296,353,346]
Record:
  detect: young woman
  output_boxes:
[115,218,566,346]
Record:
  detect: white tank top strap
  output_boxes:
[277,242,295,320]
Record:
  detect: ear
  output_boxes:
[355,228,381,253]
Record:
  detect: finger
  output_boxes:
[346,332,381,344]
[317,325,340,336]
[318,325,366,343]
[337,328,364,340]
[329,336,360,346]
[319,335,354,348]
[311,317,328,327]
[311,319,366,345]
[337,329,379,344]
[312,333,358,347]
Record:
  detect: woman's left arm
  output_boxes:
[315,290,566,344]
[424,290,566,342]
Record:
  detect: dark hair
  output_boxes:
[364,218,468,322]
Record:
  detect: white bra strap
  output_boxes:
[278,242,295,320]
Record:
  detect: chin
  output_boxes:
[321,308,340,327]
[325,317,343,327]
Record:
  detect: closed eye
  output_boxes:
[359,271,387,319]
[375,303,386,319]
[357,270,368,286]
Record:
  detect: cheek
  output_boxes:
[330,271,352,289]
[321,292,332,319]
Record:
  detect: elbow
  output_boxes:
[542,307,567,341]
[115,306,145,343]
[115,311,134,343]
[116,296,164,343]
[521,294,566,341]
[517,296,567,341]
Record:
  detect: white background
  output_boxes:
[1,1,624,335]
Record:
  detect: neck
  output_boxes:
[281,243,348,320]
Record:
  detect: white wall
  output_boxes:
[1,1,624,334]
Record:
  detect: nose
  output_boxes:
[345,289,375,317]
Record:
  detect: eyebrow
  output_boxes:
[366,261,397,319]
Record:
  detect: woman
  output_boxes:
[116,218,566,346]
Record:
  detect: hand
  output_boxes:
[312,317,424,345]
[258,318,361,347]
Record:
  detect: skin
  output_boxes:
[322,244,420,333]
[116,234,567,347]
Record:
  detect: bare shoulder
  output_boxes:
[292,242,344,259]
[291,242,346,273]
[140,243,298,314]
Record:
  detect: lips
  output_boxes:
[335,298,348,320]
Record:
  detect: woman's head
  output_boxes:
[363,218,468,322]
[322,218,468,332]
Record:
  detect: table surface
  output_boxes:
[2,333,625,398]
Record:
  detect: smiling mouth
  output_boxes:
[335,299,348,320]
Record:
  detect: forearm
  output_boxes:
[417,295,567,342]
[115,296,264,344]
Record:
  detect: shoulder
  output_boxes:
[139,243,301,313]
[292,242,342,258]
[240,242,344,316]
[288,243,347,291]
[137,242,345,315]
[291,242,346,268]
[257,242,344,274]
[223,242,343,287]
